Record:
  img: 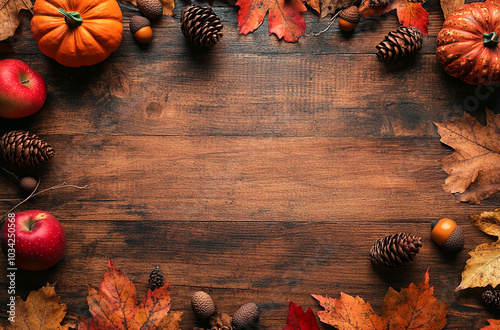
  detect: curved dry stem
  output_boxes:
[1,182,89,223]
[0,165,21,182]
[311,11,341,37]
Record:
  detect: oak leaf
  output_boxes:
[456,209,500,291]
[8,283,70,330]
[0,0,32,41]
[121,0,174,16]
[78,259,182,330]
[236,0,307,42]
[440,0,464,19]
[284,301,319,330]
[435,109,500,203]
[482,319,500,330]
[313,270,449,330]
[359,0,429,35]
[318,0,351,18]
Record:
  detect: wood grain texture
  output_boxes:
[0,0,500,329]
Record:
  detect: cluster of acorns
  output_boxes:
[191,291,259,330]
[129,0,164,43]
[369,218,465,269]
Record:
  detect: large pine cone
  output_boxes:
[0,130,55,168]
[370,233,422,268]
[483,290,500,310]
[181,5,223,47]
[376,26,423,62]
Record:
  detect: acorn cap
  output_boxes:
[191,291,216,319]
[130,16,151,35]
[137,0,163,20]
[231,302,259,329]
[339,6,360,23]
[442,225,464,252]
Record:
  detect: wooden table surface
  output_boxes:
[1,0,500,328]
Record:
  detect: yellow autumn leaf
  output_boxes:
[8,283,70,329]
[0,0,32,41]
[457,209,500,291]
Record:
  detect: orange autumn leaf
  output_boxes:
[236,0,307,42]
[359,0,429,35]
[313,270,449,330]
[435,109,500,203]
[78,260,182,330]
[8,283,70,330]
[482,319,500,330]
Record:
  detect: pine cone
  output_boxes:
[369,0,390,7]
[148,265,164,290]
[483,290,500,310]
[0,130,55,168]
[181,5,223,47]
[376,26,423,62]
[370,233,422,268]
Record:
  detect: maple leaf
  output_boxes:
[236,0,307,42]
[435,109,500,203]
[456,209,500,291]
[482,319,500,330]
[440,0,464,19]
[7,283,70,330]
[78,259,182,330]
[0,0,32,41]
[121,0,174,16]
[284,301,319,330]
[359,0,429,35]
[313,270,449,330]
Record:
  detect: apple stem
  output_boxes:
[21,79,30,84]
[0,182,89,223]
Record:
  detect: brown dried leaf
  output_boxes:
[440,0,464,19]
[434,109,500,203]
[121,0,174,16]
[8,283,70,330]
[319,0,352,18]
[0,0,32,41]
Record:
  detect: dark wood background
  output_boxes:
[1,0,500,328]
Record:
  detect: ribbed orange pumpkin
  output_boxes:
[31,0,123,67]
[436,1,500,85]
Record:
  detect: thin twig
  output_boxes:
[21,0,34,15]
[0,165,20,182]
[312,11,341,37]
[0,182,89,223]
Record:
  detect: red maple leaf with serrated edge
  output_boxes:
[236,0,307,42]
[359,0,429,35]
[284,301,319,330]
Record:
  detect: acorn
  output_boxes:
[338,6,360,32]
[130,16,153,43]
[19,176,38,193]
[191,291,216,320]
[137,0,163,21]
[431,218,464,253]
[231,302,259,329]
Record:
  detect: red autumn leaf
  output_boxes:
[359,0,429,35]
[482,319,500,330]
[236,0,307,42]
[78,260,182,330]
[312,270,449,330]
[284,301,319,330]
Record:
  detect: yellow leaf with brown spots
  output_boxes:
[457,209,500,291]
[0,0,32,40]
[8,283,70,330]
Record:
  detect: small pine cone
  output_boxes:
[483,290,500,310]
[376,26,423,62]
[369,0,389,7]
[181,5,223,47]
[0,130,55,168]
[370,233,422,269]
[148,266,164,290]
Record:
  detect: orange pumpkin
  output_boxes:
[31,0,123,67]
[436,1,500,85]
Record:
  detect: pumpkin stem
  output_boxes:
[58,8,82,28]
[483,32,499,48]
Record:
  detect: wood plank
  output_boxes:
[0,220,495,329]
[0,137,497,222]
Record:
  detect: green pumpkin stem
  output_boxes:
[58,8,82,28]
[483,32,499,48]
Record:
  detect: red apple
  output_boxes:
[0,210,66,271]
[0,59,47,119]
